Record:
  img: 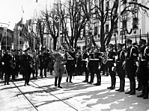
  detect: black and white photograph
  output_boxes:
[0,0,149,110]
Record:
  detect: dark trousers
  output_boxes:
[126,60,137,93]
[83,67,89,82]
[66,71,73,82]
[116,62,125,90]
[107,61,116,88]
[55,77,62,87]
[90,69,101,84]
[40,68,47,78]
[4,72,10,85]
[24,72,31,85]
[139,61,148,98]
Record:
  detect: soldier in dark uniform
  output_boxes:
[11,50,17,81]
[65,50,76,83]
[14,50,20,79]
[88,50,94,84]
[137,39,149,99]
[76,51,82,76]
[107,44,117,89]
[93,49,102,85]
[22,48,33,86]
[115,43,125,92]
[81,50,89,82]
[42,49,50,77]
[125,39,138,95]
[88,49,101,85]
[2,50,13,85]
[38,51,44,78]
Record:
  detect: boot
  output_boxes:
[143,86,148,99]
[58,77,62,88]
[119,79,125,92]
[55,77,58,86]
[129,80,136,95]
[69,75,72,83]
[110,77,116,90]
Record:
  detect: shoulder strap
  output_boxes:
[130,47,134,58]
[144,46,149,56]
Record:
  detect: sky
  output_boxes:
[0,0,57,30]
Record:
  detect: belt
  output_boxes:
[141,59,147,61]
[89,59,99,61]
[107,59,113,61]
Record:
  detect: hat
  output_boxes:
[126,39,132,44]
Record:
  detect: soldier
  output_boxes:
[2,50,13,85]
[81,49,89,82]
[124,39,138,95]
[93,49,102,85]
[11,50,17,81]
[115,43,125,92]
[65,50,76,83]
[137,39,149,99]
[42,49,50,77]
[38,50,44,78]
[107,44,117,90]
[21,48,33,86]
[88,49,95,84]
[48,52,54,75]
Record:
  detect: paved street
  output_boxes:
[0,74,149,111]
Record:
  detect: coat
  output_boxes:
[53,54,66,77]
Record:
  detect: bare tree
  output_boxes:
[93,0,149,51]
[60,0,93,49]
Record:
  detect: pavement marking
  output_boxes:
[30,80,79,111]
[12,82,39,111]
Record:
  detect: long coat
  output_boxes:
[53,54,66,77]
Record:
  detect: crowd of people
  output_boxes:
[0,38,149,99]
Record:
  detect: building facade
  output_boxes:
[0,27,13,50]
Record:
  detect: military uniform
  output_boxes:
[107,45,117,89]
[38,52,44,78]
[115,44,125,92]
[22,49,33,86]
[137,39,149,99]
[81,51,89,82]
[125,39,138,95]
[2,51,13,85]
[65,51,76,83]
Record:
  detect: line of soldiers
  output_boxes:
[0,39,149,99]
[63,38,149,99]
